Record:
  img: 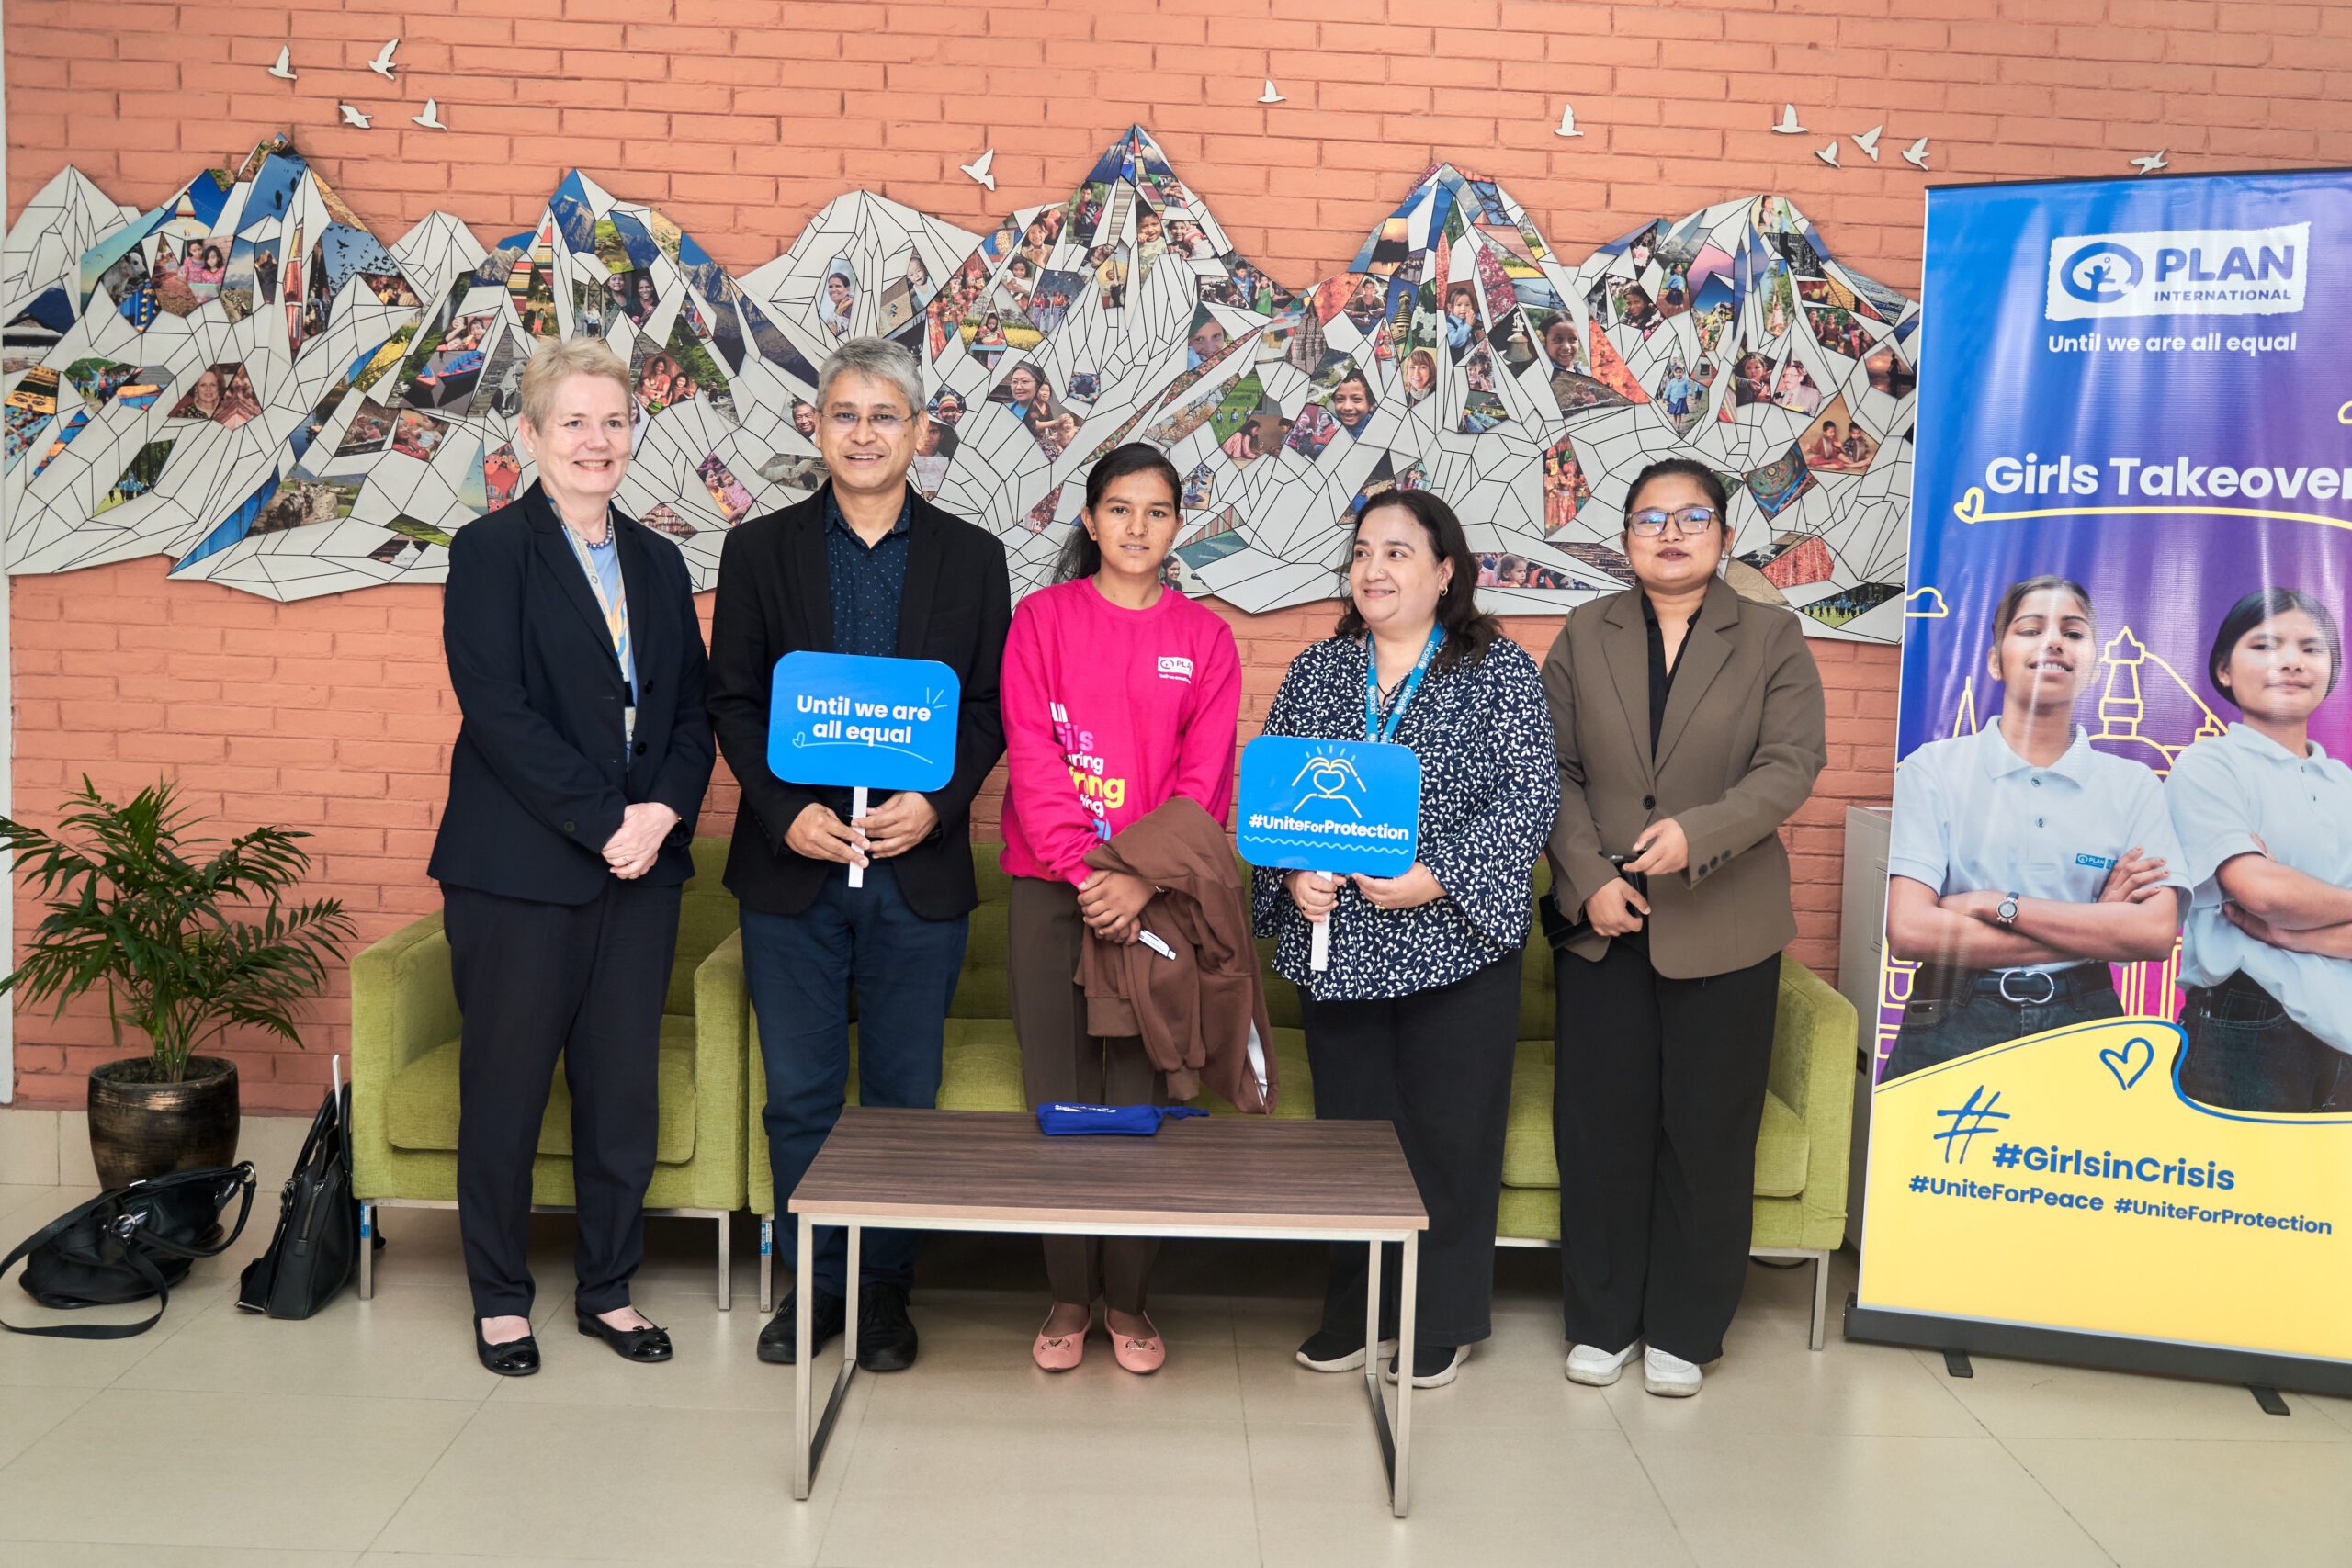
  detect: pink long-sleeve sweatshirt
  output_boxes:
[998,576,1242,886]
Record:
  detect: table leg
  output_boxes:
[1392,1230,1418,1517]
[842,1224,862,1373]
[1362,1238,1399,1496]
[793,1213,814,1500]
[797,1222,862,1495]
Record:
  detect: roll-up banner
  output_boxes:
[1849,170,2352,1392]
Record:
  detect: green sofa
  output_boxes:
[349,838,752,1307]
[742,848,1856,1348]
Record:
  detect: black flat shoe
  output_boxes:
[577,1308,673,1362]
[476,1324,540,1377]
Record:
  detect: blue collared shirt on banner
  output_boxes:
[2165,722,2352,1052]
[1886,721,2190,974]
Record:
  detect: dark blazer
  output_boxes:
[1542,577,1826,978]
[707,482,1012,919]
[428,483,715,904]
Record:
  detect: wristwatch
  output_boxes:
[1995,892,2021,929]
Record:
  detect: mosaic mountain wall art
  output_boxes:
[0,128,1918,640]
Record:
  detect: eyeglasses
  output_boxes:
[1627,506,1718,537]
[825,412,909,434]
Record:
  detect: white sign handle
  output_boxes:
[1309,871,1333,972]
[848,785,869,889]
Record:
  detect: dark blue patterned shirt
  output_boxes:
[1250,634,1559,1001]
[823,486,913,658]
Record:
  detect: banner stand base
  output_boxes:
[1844,1296,2352,1399]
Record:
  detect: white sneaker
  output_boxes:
[1565,1341,1639,1386]
[1643,1345,1702,1397]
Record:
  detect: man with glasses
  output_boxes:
[708,337,1012,1371]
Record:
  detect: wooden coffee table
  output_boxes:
[786,1107,1431,1515]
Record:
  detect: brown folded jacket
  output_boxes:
[1078,798,1278,1112]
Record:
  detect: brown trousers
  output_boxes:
[1007,875,1167,1314]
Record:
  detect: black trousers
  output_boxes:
[1007,877,1166,1314]
[445,877,682,1320]
[1553,938,1780,1364]
[1301,952,1521,1348]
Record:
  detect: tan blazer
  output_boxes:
[1542,578,1826,978]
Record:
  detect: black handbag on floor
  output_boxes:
[2,1162,257,1339]
[237,1062,359,1320]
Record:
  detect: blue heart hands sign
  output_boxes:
[1235,736,1421,879]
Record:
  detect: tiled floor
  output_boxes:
[3,1168,2347,1567]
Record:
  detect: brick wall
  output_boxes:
[6,0,2338,1108]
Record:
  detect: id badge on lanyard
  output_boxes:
[1366,625,1443,743]
[560,517,636,749]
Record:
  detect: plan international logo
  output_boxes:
[2043,223,2309,321]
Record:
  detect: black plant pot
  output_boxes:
[87,1055,241,1190]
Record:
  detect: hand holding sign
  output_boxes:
[768,651,961,889]
[1237,735,1421,973]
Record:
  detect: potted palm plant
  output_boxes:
[0,778,355,1188]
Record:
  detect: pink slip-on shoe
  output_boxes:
[1110,1315,1165,1375]
[1033,1309,1088,1372]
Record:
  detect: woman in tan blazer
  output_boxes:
[1541,457,1826,1398]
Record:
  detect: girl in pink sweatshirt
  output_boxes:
[999,442,1240,1375]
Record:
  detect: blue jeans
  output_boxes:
[742,861,968,1296]
[1883,967,2122,1083]
[2178,975,2346,1114]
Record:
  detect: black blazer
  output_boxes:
[707,482,1012,919]
[428,483,716,904]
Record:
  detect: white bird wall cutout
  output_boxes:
[1258,79,1285,104]
[1901,136,1930,170]
[266,46,296,82]
[1772,104,1806,134]
[959,148,997,191]
[1815,141,1841,167]
[1553,102,1584,137]
[2131,150,2169,175]
[412,98,446,130]
[337,103,371,129]
[368,39,400,79]
[1852,125,1883,161]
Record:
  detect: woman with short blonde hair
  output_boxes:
[430,335,715,1379]
[515,334,632,428]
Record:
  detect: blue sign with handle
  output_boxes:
[1235,735,1421,877]
[766,651,960,792]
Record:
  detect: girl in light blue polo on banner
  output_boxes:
[2165,588,2352,1115]
[1881,576,2189,1083]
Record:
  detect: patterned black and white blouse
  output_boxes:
[1250,632,1559,1001]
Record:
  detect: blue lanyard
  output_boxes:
[1365,626,1443,743]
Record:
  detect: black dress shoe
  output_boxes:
[757,1287,845,1366]
[577,1308,673,1363]
[857,1282,919,1372]
[475,1323,541,1377]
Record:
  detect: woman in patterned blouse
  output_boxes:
[1254,490,1559,1390]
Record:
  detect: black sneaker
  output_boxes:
[856,1282,919,1372]
[1295,1328,1400,1373]
[757,1287,845,1365]
[1384,1343,1468,1387]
